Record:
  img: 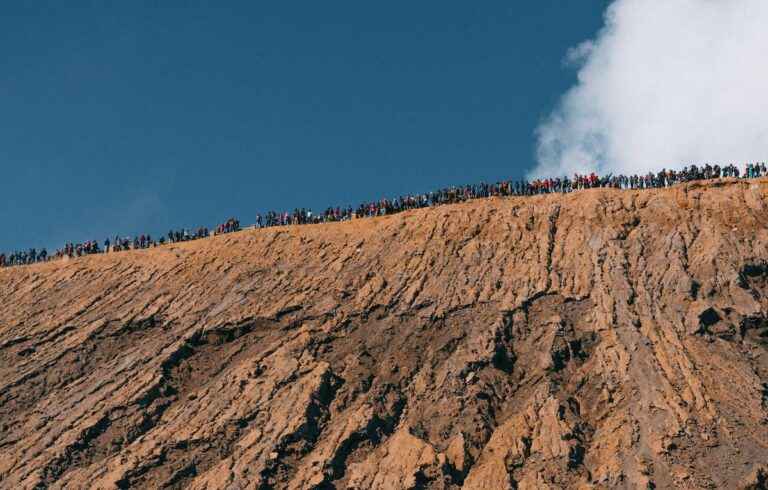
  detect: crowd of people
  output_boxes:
[1,162,765,269]
[250,163,763,228]
[0,217,239,267]
[215,218,240,235]
[1,249,48,267]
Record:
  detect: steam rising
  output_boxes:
[531,0,768,178]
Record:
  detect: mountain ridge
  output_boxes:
[2,178,768,488]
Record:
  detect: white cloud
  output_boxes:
[531,0,768,178]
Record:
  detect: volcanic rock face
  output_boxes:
[2,180,768,489]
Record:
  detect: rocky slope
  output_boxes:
[2,179,768,489]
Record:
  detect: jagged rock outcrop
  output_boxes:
[2,178,768,488]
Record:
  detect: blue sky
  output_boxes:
[0,2,607,252]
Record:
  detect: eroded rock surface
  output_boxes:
[2,179,768,488]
